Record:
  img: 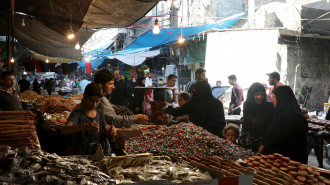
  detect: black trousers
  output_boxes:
[229,107,241,115]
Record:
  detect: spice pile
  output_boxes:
[103,155,211,184]
[0,111,40,150]
[20,91,42,103]
[42,96,76,114]
[125,123,253,161]
[245,153,329,185]
[0,146,113,184]
[112,104,133,115]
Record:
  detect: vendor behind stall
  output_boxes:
[94,69,148,128]
[0,71,23,111]
[61,83,115,155]
[165,80,225,138]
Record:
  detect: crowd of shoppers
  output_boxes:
[0,66,324,165]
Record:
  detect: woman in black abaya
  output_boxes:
[260,86,308,163]
[133,77,146,114]
[239,82,273,152]
[165,80,225,138]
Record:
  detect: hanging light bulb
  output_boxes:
[46,58,49,63]
[178,37,185,43]
[85,57,90,62]
[67,24,75,39]
[88,53,92,59]
[75,42,80,50]
[10,57,15,63]
[67,33,75,40]
[21,19,25,27]
[153,19,160,34]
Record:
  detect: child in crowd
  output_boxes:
[222,124,240,144]
[178,92,191,107]
[149,90,170,125]
[61,83,116,155]
[176,92,191,123]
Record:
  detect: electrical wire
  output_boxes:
[49,0,55,15]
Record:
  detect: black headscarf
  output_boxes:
[190,80,213,101]
[243,82,270,116]
[133,77,146,114]
[240,83,273,151]
[263,86,307,163]
[165,80,225,137]
[136,77,146,87]
[272,86,304,121]
[128,78,137,88]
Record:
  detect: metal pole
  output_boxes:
[293,63,300,95]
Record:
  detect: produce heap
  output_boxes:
[307,118,330,137]
[69,94,84,101]
[41,95,76,114]
[20,91,42,103]
[125,123,254,161]
[103,155,212,184]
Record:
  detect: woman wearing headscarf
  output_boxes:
[238,83,274,152]
[133,77,146,114]
[165,80,225,138]
[32,79,41,94]
[259,86,308,163]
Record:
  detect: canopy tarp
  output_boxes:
[94,13,245,66]
[104,47,160,66]
[125,13,245,50]
[0,0,158,60]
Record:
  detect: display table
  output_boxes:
[225,115,244,127]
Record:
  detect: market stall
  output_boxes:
[1,89,330,185]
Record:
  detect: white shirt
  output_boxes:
[145,77,153,87]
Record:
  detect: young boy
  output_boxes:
[61,83,116,155]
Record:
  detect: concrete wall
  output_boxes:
[210,0,244,18]
[278,36,330,111]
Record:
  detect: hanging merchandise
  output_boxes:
[85,62,92,74]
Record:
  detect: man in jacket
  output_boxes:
[228,75,244,115]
